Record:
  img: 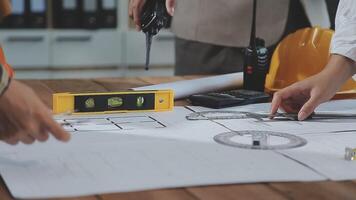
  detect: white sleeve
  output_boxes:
[330,0,356,62]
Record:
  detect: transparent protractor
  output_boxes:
[186,111,251,120]
[214,130,307,150]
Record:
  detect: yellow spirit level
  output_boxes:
[53,90,174,114]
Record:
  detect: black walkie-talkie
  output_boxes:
[187,0,271,109]
[140,0,171,70]
[243,0,269,91]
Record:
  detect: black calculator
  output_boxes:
[188,89,270,109]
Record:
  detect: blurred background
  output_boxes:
[1,0,175,79]
[0,0,340,80]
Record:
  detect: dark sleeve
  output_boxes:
[0,63,11,96]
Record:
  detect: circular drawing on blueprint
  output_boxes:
[214,130,307,150]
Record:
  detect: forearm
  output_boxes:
[320,54,356,90]
[330,0,356,70]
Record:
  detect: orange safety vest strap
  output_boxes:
[0,47,13,96]
[0,47,13,77]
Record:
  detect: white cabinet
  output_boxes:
[51,30,122,68]
[0,29,175,69]
[0,0,175,69]
[126,30,175,66]
[0,30,50,68]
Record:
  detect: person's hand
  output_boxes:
[270,55,356,121]
[270,72,337,121]
[0,0,11,19]
[166,0,176,16]
[129,0,176,31]
[129,0,146,31]
[0,80,70,145]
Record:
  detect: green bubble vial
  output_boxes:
[85,98,95,109]
[136,96,145,107]
[108,97,123,108]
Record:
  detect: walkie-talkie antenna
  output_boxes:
[244,0,269,91]
[249,0,257,50]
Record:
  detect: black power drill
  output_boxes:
[243,0,269,92]
[140,0,171,70]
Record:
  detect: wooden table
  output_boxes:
[1,77,356,200]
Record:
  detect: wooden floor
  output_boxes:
[1,76,356,200]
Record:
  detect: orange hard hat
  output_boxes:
[265,27,356,99]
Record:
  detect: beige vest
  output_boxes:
[171,0,290,47]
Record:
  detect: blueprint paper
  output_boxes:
[188,99,356,113]
[1,101,356,198]
[279,132,356,181]
[0,134,324,199]
[189,99,356,180]
[57,107,228,143]
[188,100,356,136]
